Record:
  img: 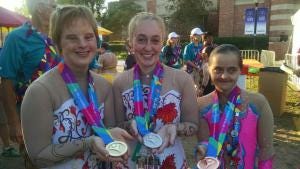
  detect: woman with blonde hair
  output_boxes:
[160,32,182,69]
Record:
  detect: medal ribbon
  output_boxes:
[133,62,164,137]
[206,86,242,158]
[58,62,113,144]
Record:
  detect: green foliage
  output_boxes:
[56,0,105,21]
[101,1,144,40]
[179,36,269,51]
[213,36,269,51]
[166,0,213,36]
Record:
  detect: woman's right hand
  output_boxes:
[129,119,143,143]
[195,144,207,161]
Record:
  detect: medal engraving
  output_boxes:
[105,141,128,157]
[197,157,220,169]
[143,132,162,148]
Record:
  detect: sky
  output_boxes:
[0,0,118,12]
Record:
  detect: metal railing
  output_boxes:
[240,50,260,61]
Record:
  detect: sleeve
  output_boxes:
[0,33,23,79]
[183,44,190,62]
[112,74,127,125]
[102,80,115,127]
[21,81,55,167]
[254,93,275,161]
[179,71,199,125]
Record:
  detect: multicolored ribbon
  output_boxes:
[133,62,164,137]
[206,86,242,160]
[58,62,113,144]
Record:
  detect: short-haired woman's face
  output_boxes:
[132,20,163,72]
[60,18,97,70]
[208,52,241,93]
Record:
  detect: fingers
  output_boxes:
[168,125,176,146]
[196,145,206,161]
[130,120,138,137]
[119,129,134,140]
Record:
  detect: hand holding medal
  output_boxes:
[58,63,129,159]
[133,63,164,150]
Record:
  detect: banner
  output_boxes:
[244,8,255,35]
[244,7,268,35]
[256,8,268,35]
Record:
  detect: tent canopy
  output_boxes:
[98,27,113,36]
[0,6,28,27]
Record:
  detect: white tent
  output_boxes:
[291,9,300,57]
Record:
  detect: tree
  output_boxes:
[166,0,213,41]
[101,1,143,40]
[57,0,105,21]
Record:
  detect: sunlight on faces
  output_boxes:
[132,20,163,73]
[208,52,241,94]
[60,18,97,71]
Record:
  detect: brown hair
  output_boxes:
[127,12,166,45]
[50,5,98,52]
[208,44,243,69]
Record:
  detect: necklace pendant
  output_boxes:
[231,130,239,137]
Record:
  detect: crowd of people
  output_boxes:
[0,0,279,169]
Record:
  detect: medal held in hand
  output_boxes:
[133,63,164,148]
[59,62,127,157]
[197,87,242,168]
[197,157,220,169]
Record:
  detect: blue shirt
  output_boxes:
[183,42,203,62]
[0,22,46,83]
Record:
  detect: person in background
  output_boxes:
[196,44,274,169]
[183,27,205,96]
[21,5,132,169]
[97,42,119,83]
[199,46,215,96]
[293,48,300,77]
[0,78,20,157]
[160,32,182,69]
[202,32,217,48]
[113,12,199,168]
[0,0,59,168]
[124,39,136,70]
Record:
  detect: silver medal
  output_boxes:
[143,132,163,149]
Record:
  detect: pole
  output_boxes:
[253,2,258,50]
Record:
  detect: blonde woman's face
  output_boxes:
[132,20,163,72]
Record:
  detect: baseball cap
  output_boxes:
[190,28,204,36]
[168,32,179,39]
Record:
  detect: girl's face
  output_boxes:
[132,20,163,73]
[209,52,241,94]
[169,37,178,45]
[60,18,97,71]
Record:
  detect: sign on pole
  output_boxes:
[256,8,268,35]
[244,8,255,35]
[244,7,268,35]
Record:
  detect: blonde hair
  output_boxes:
[26,0,51,15]
[127,12,166,44]
[50,5,98,52]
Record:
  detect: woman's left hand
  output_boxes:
[152,124,177,154]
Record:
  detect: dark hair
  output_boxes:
[204,46,214,58]
[101,42,110,50]
[209,44,242,69]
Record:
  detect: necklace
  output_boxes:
[133,62,164,148]
[58,62,127,156]
[206,86,242,166]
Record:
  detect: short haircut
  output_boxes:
[50,5,98,52]
[209,44,242,69]
[127,12,165,45]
